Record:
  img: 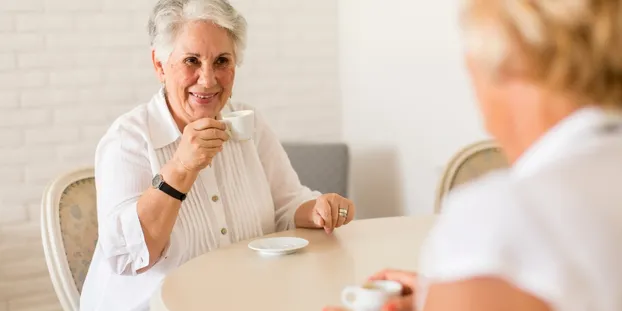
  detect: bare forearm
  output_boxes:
[137,159,197,267]
[294,199,320,228]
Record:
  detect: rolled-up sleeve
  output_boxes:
[252,108,322,231]
[94,123,152,275]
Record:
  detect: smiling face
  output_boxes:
[153,20,236,129]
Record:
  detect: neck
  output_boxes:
[501,95,583,164]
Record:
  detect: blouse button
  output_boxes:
[221,228,228,235]
[212,195,219,202]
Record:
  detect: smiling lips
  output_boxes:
[189,91,219,104]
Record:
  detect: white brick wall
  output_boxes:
[0,0,340,309]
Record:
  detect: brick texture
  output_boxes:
[0,0,340,309]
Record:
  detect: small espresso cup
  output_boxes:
[341,280,403,311]
[221,110,254,141]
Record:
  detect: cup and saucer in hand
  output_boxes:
[340,280,403,311]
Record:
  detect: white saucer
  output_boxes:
[248,237,309,256]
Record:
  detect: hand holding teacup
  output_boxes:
[173,118,229,172]
[172,109,254,172]
[323,269,417,311]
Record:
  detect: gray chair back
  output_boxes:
[282,142,349,197]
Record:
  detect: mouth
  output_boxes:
[189,91,219,104]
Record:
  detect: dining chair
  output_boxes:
[282,142,350,197]
[434,140,509,213]
[41,167,98,311]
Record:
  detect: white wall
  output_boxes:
[339,0,489,218]
[0,0,340,309]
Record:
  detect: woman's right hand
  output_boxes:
[322,269,418,311]
[173,118,229,172]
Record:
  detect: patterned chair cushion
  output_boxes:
[449,147,509,189]
[58,177,98,293]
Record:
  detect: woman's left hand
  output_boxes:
[311,193,355,234]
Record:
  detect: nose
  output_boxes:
[197,64,217,87]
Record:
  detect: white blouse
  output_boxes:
[80,89,320,311]
[417,107,622,311]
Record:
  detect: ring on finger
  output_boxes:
[338,208,348,218]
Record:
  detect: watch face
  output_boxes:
[152,174,163,188]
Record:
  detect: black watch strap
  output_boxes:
[152,174,187,201]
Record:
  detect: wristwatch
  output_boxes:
[151,174,187,201]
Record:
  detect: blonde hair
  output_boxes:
[461,0,622,108]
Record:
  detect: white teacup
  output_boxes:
[341,280,403,311]
[221,110,254,141]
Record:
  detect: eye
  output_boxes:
[184,57,199,65]
[215,56,230,67]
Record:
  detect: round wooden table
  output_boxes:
[151,215,437,311]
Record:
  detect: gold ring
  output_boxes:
[338,208,348,217]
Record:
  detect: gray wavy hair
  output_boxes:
[148,0,248,65]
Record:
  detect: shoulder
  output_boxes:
[420,157,622,308]
[431,155,616,246]
[429,170,522,257]
[426,167,578,267]
[95,102,150,160]
[420,171,561,305]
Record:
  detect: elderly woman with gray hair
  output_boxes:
[325,1,622,311]
[80,0,356,309]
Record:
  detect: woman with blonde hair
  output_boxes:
[326,1,622,310]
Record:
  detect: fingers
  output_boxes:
[176,119,230,172]
[198,146,224,158]
[330,195,339,229]
[315,194,356,234]
[186,120,229,149]
[191,118,227,131]
[344,199,355,225]
[335,199,347,228]
[382,295,414,311]
[196,128,229,142]
[368,269,417,294]
[330,195,355,228]
[195,135,228,150]
[312,210,325,228]
[189,119,229,145]
[316,196,333,234]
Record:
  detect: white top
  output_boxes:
[80,89,320,311]
[417,106,622,311]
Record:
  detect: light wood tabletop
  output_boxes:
[151,215,438,311]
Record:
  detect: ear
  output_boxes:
[152,49,165,83]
